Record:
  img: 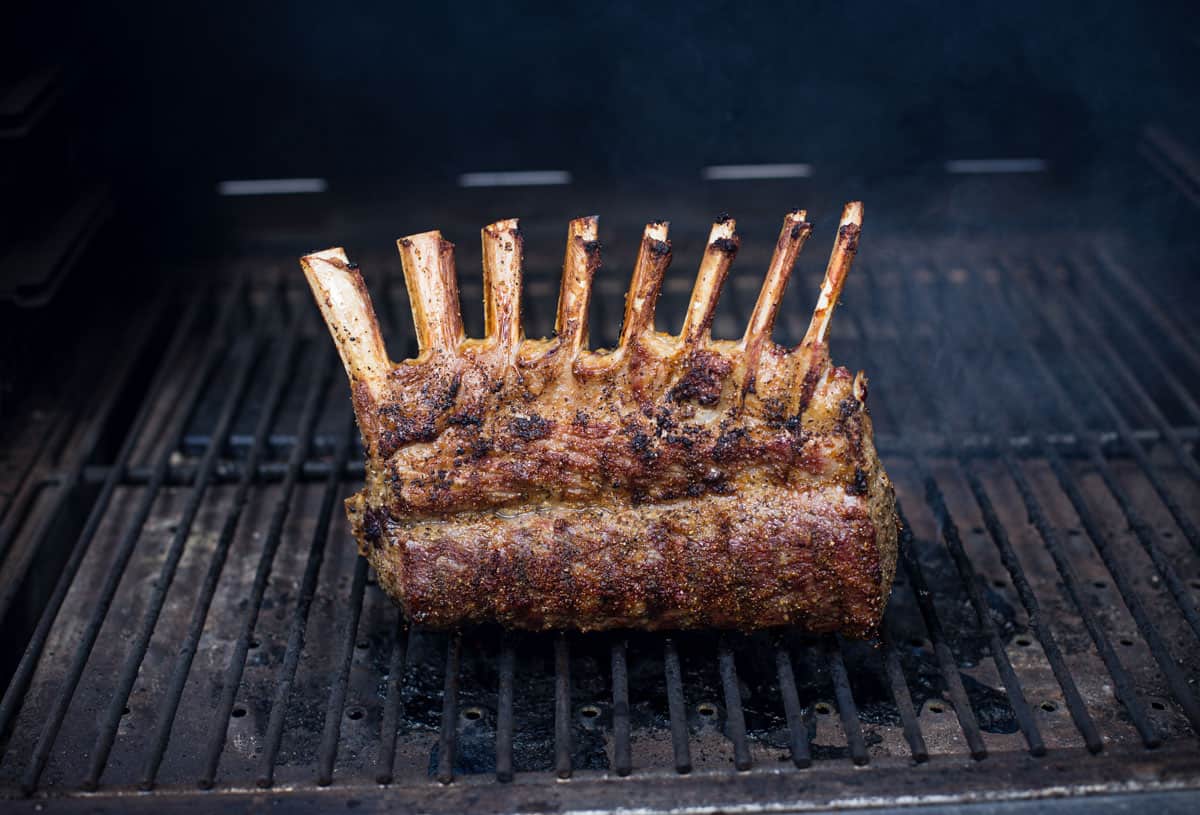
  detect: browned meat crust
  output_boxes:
[302,204,897,634]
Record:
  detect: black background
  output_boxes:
[5,1,1198,208]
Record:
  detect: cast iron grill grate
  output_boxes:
[1,225,1198,812]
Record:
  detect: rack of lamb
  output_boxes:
[301,203,897,634]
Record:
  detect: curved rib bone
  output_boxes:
[802,201,863,349]
[680,219,738,347]
[740,211,811,398]
[300,248,391,401]
[555,216,600,359]
[481,219,524,354]
[617,222,671,349]
[397,230,464,355]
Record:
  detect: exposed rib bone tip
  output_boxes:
[743,211,815,390]
[617,223,673,348]
[802,201,864,350]
[681,220,738,345]
[557,217,602,357]
[397,229,464,354]
[481,218,524,351]
[397,229,446,250]
[301,247,349,265]
[646,221,669,241]
[484,217,520,234]
[300,247,390,401]
[303,208,866,411]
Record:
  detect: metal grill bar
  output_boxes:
[1081,252,1200,430]
[840,266,997,759]
[717,638,751,771]
[1094,247,1200,375]
[996,256,1200,642]
[867,263,1050,755]
[436,634,461,784]
[82,459,359,486]
[1046,258,1200,544]
[1067,281,1200,488]
[919,255,1162,747]
[82,332,263,790]
[663,637,691,774]
[610,638,632,776]
[1044,443,1200,733]
[969,260,1200,734]
[318,554,370,785]
[256,410,356,788]
[879,625,929,762]
[375,617,409,784]
[916,457,1046,755]
[0,416,68,565]
[906,251,1200,737]
[826,638,869,766]
[896,509,989,760]
[140,312,304,789]
[1001,451,1162,747]
[1039,263,1200,534]
[495,639,516,782]
[884,262,1052,755]
[869,258,1054,754]
[961,461,1103,753]
[774,643,811,769]
[18,283,245,794]
[554,633,572,779]
[0,296,204,749]
[198,347,336,788]
[0,288,166,580]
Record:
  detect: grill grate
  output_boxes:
[1,222,1199,811]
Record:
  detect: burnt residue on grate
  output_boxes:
[400,601,1024,780]
[402,629,612,776]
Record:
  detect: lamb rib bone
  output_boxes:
[300,203,897,634]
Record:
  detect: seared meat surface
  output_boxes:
[302,204,897,634]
